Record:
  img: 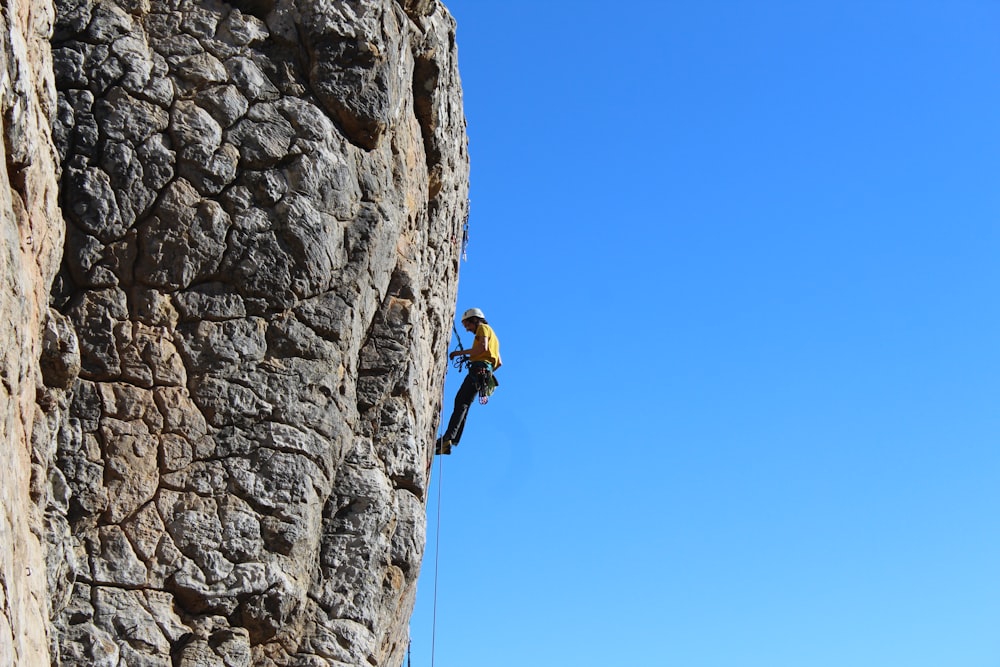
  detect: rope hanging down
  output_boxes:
[429,450,444,667]
[461,202,469,261]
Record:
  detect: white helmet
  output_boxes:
[461,307,485,321]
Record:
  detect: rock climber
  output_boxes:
[436,307,501,455]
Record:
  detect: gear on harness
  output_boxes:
[473,363,497,405]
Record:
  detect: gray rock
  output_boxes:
[14,1,472,666]
[225,56,280,102]
[194,84,249,128]
[227,103,296,168]
[40,309,81,389]
[173,52,228,87]
[136,182,231,290]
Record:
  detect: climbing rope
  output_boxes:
[461,203,470,261]
[424,319,494,664]
[451,323,469,372]
[428,323,465,663]
[429,450,444,667]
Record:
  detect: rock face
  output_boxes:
[1,0,468,665]
[0,1,66,665]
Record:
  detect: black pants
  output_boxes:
[442,362,491,444]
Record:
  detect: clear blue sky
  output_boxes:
[410,2,1000,666]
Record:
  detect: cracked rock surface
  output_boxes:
[0,0,64,665]
[42,0,468,665]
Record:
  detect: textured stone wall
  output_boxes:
[37,0,467,665]
[0,0,66,664]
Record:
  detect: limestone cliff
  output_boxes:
[1,0,468,665]
[0,1,64,665]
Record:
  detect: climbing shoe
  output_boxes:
[435,438,454,455]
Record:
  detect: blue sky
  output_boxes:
[410,2,1000,666]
